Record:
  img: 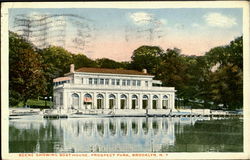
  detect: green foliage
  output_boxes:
[158,48,188,88]
[37,46,74,96]
[39,46,74,76]
[73,54,97,69]
[96,58,125,69]
[129,36,243,109]
[210,64,243,109]
[206,36,243,109]
[9,32,47,106]
[130,45,163,74]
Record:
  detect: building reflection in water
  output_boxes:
[9,117,211,153]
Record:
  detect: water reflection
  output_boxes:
[9,117,242,153]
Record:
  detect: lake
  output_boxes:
[9,117,243,153]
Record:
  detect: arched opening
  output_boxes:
[120,94,127,109]
[152,95,158,109]
[131,95,138,109]
[97,94,104,109]
[162,95,169,109]
[109,94,116,109]
[83,93,92,109]
[71,93,79,109]
[142,95,148,109]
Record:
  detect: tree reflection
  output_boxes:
[161,118,243,152]
[9,121,63,153]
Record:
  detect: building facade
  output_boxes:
[53,64,176,115]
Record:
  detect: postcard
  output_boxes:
[1,1,250,160]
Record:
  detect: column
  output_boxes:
[93,92,96,109]
[105,92,109,109]
[80,92,83,110]
[138,94,142,109]
[63,91,67,110]
[117,93,121,110]
[127,93,130,109]
[168,94,171,109]
[172,93,175,109]
[148,94,152,109]
[170,94,174,109]
[159,94,163,109]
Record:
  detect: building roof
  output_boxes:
[53,77,71,82]
[74,67,152,76]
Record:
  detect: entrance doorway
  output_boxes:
[109,94,116,109]
[142,95,148,109]
[120,94,127,109]
[97,94,104,109]
[153,95,158,109]
[132,95,138,109]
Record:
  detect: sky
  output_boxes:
[9,8,243,61]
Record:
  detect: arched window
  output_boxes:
[163,95,168,99]
[143,95,148,99]
[153,95,158,99]
[84,94,92,101]
[131,95,138,109]
[83,94,92,109]
[97,94,104,109]
[142,95,149,109]
[120,94,127,109]
[109,94,116,109]
[152,95,159,109]
[132,95,138,99]
[121,94,127,99]
[162,95,169,109]
[97,94,104,99]
[109,94,116,99]
[71,93,79,109]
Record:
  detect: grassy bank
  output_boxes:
[14,99,53,109]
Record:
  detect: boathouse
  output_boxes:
[53,64,176,115]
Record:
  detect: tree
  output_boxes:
[210,64,243,109]
[95,58,125,69]
[130,45,163,74]
[9,32,47,106]
[205,36,243,109]
[38,46,74,96]
[73,54,97,69]
[158,48,189,95]
[39,46,74,76]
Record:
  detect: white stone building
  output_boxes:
[53,64,176,115]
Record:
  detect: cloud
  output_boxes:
[129,12,153,25]
[203,12,237,28]
[192,23,202,28]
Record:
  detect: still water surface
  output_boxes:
[9,117,243,153]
